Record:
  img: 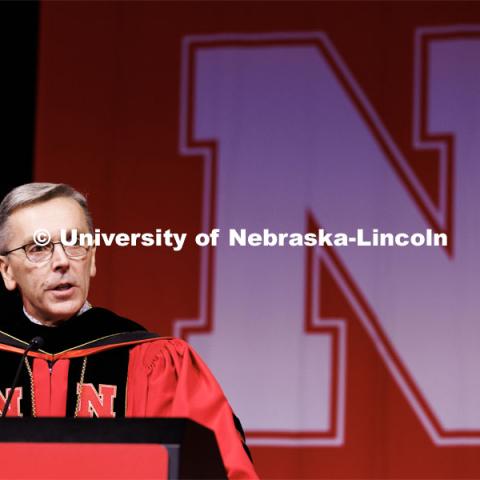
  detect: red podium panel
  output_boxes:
[0,418,226,479]
[0,442,168,479]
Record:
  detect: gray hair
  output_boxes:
[0,183,93,252]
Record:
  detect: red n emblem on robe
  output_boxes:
[76,383,117,418]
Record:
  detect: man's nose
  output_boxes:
[50,243,70,271]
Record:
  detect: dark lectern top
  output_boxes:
[0,417,227,479]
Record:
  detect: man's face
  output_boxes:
[0,197,96,325]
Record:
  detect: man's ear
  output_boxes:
[0,256,17,291]
[89,246,96,278]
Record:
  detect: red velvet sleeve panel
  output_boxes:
[126,338,259,479]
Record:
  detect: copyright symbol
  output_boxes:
[33,229,51,246]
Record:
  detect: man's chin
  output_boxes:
[40,300,84,324]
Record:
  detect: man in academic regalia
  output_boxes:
[0,182,257,480]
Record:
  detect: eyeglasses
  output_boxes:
[2,241,90,263]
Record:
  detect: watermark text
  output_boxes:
[29,227,450,252]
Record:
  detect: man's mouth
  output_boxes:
[51,283,74,292]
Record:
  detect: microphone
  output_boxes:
[1,336,45,418]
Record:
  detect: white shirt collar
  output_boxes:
[23,301,92,327]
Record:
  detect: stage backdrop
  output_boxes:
[35,2,480,478]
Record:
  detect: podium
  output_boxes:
[0,418,226,479]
